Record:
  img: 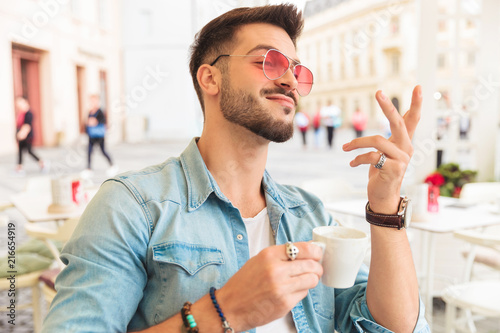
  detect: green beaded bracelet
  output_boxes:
[181,302,199,333]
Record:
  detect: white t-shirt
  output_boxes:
[242,208,297,333]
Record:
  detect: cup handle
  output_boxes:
[310,241,326,265]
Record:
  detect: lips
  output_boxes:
[266,95,296,109]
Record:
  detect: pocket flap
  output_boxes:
[152,241,224,275]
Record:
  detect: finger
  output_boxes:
[279,242,324,262]
[375,90,409,142]
[342,135,405,159]
[349,151,400,168]
[289,272,321,292]
[350,151,384,168]
[287,259,323,278]
[403,85,422,139]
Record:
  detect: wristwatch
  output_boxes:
[365,196,412,230]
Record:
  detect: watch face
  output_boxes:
[403,198,412,228]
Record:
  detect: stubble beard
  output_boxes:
[219,77,295,143]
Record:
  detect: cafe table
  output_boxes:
[325,196,500,328]
[10,192,86,223]
[10,187,98,265]
[10,186,98,223]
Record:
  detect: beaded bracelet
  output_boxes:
[209,287,234,333]
[181,302,199,333]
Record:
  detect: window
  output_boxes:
[391,16,400,35]
[437,54,446,69]
[353,56,360,77]
[391,54,400,75]
[327,62,333,81]
[438,20,447,32]
[369,56,375,76]
[327,37,333,57]
[465,19,476,30]
[467,51,475,67]
[391,97,400,113]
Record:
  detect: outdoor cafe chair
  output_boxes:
[442,230,500,333]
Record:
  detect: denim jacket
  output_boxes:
[42,138,429,333]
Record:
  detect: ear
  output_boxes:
[197,64,221,97]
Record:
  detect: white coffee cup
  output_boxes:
[48,176,76,213]
[312,226,369,289]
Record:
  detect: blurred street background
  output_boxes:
[2,0,500,332]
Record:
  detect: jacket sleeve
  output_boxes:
[41,180,151,333]
[334,253,430,333]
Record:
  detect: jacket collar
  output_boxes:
[180,138,307,212]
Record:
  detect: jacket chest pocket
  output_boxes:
[150,242,225,325]
[152,241,225,277]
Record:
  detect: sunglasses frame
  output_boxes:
[210,48,314,96]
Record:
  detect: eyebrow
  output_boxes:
[246,44,301,64]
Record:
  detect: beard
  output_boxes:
[219,77,296,143]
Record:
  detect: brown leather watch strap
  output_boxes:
[365,198,404,229]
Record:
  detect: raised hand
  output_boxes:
[342,85,422,213]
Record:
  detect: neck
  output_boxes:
[197,118,269,218]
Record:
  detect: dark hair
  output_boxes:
[189,4,304,113]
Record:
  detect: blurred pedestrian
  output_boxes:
[85,94,116,176]
[320,103,342,149]
[15,96,47,175]
[351,107,367,138]
[312,110,321,148]
[295,110,309,148]
[459,105,471,140]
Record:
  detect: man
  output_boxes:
[84,94,116,176]
[295,110,310,148]
[42,5,429,333]
[320,103,342,149]
[15,96,47,174]
[351,107,368,138]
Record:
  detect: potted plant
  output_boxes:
[424,163,477,197]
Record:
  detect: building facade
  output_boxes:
[0,0,272,154]
[0,0,123,155]
[299,0,418,129]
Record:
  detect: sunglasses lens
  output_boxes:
[263,50,289,80]
[294,65,314,96]
[263,50,314,96]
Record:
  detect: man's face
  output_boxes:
[218,23,300,143]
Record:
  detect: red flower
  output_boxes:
[425,172,445,186]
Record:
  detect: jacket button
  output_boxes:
[237,234,243,240]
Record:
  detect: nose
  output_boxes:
[275,67,298,96]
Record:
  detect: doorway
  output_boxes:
[12,45,43,146]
